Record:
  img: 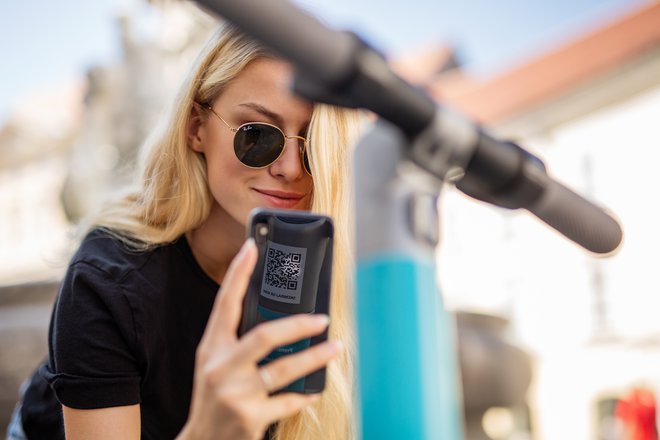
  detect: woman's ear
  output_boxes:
[187,105,205,153]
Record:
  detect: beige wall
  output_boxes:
[439,70,660,438]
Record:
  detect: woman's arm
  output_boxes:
[63,404,140,440]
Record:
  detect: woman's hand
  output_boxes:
[178,239,342,440]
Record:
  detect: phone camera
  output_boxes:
[255,223,269,244]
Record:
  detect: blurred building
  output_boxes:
[0,83,83,284]
[0,0,214,284]
[410,2,660,439]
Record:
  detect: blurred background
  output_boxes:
[1,0,659,438]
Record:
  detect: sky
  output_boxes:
[0,0,647,125]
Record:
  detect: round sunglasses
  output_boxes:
[201,103,312,176]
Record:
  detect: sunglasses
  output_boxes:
[201,104,312,176]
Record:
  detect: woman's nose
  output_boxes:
[269,137,306,180]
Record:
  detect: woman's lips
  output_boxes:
[253,189,306,209]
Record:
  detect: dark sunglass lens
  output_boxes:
[234,124,284,167]
[303,149,312,175]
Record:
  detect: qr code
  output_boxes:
[265,248,302,290]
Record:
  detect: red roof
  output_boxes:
[428,1,660,124]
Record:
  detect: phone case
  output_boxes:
[239,208,334,394]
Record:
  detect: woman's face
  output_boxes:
[190,58,314,228]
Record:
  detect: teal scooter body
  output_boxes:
[354,121,463,439]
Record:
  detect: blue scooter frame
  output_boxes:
[354,121,463,439]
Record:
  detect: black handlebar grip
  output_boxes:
[527,178,623,255]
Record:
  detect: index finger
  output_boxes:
[203,238,258,346]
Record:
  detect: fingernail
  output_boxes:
[312,314,330,327]
[240,238,255,255]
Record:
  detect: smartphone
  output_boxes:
[239,208,334,394]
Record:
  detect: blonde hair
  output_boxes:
[92,23,361,440]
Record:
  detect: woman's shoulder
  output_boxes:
[65,227,217,303]
[70,227,179,282]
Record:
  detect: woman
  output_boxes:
[12,23,361,440]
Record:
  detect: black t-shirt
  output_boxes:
[22,228,223,439]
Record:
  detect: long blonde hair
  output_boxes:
[92,23,361,440]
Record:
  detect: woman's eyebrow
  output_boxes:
[238,102,284,126]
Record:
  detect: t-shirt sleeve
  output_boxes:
[41,260,142,409]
